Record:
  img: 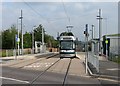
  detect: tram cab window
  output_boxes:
[60,41,73,50]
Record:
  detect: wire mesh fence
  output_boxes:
[109,46,120,63]
[0,48,32,57]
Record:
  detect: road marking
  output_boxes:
[0,76,29,83]
[106,68,120,71]
[98,77,120,83]
[24,62,54,68]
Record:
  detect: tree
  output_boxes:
[33,24,59,48]
[44,34,59,48]
[67,32,74,36]
[52,40,59,48]
[2,24,17,49]
[60,32,74,36]
[0,31,2,49]
[34,24,43,42]
[23,32,32,48]
[1,24,59,49]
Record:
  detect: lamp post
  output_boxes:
[96,9,103,55]
[84,24,89,75]
[91,25,94,40]
[104,18,108,58]
[17,18,20,56]
[19,10,23,55]
[42,28,46,53]
[32,26,36,54]
[42,28,44,45]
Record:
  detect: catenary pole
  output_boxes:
[84,24,89,74]
[19,10,23,55]
[97,9,103,55]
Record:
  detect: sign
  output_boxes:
[105,40,108,44]
[15,35,20,43]
[17,38,20,42]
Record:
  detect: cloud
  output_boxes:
[0,3,2,29]
[2,0,120,2]
[1,2,118,41]
[74,3,84,11]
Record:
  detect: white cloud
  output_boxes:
[2,0,120,2]
[74,3,84,11]
[0,2,2,30]
[1,2,118,41]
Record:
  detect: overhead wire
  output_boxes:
[23,1,49,22]
[61,0,71,25]
[22,1,87,35]
[22,1,60,33]
[23,1,91,25]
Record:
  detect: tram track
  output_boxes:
[18,53,59,69]
[2,53,52,67]
[28,58,73,85]
[3,53,58,68]
[2,56,102,85]
[2,53,100,85]
[62,58,72,86]
[29,58,61,85]
[2,53,59,77]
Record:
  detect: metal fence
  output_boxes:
[108,38,120,62]
[88,52,99,73]
[0,48,32,57]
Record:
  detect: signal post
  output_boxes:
[84,24,89,74]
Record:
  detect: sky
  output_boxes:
[1,0,119,41]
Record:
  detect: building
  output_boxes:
[102,34,120,60]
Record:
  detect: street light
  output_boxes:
[32,26,36,54]
[96,9,103,55]
[103,18,108,58]
[42,28,44,45]
[103,18,107,36]
[42,28,46,53]
[90,25,95,40]
[19,10,23,55]
[84,24,89,75]
[17,18,21,56]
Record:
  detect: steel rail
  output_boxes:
[8,53,58,68]
[62,58,72,86]
[29,58,61,85]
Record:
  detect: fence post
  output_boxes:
[13,49,14,56]
[13,49,17,60]
[31,49,32,54]
[6,50,8,57]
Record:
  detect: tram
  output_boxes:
[59,36,76,58]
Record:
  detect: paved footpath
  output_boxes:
[0,52,54,60]
[0,52,55,67]
[76,52,120,84]
[99,55,119,79]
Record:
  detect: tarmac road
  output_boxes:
[2,66,101,85]
[1,52,119,86]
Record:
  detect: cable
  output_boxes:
[23,1,49,22]
[61,0,71,25]
[22,1,59,33]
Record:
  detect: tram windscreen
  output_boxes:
[60,41,73,50]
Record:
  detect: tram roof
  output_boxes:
[59,36,76,41]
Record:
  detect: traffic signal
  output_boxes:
[84,24,89,37]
